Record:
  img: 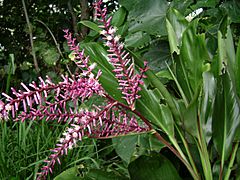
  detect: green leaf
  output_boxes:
[112,135,138,164]
[176,20,210,101]
[191,0,219,9]
[213,70,240,161]
[136,85,175,137]
[111,7,127,27]
[125,31,151,48]
[170,0,194,15]
[143,41,172,72]
[166,8,188,54]
[54,167,79,180]
[200,72,216,143]
[236,39,240,97]
[120,0,168,36]
[112,134,164,164]
[79,20,101,33]
[128,153,182,180]
[220,0,240,23]
[83,169,126,180]
[217,27,236,76]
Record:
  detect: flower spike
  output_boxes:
[94,0,149,110]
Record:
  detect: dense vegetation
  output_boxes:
[0,0,240,179]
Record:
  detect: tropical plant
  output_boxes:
[1,0,240,179]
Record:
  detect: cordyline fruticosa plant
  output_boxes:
[0,1,159,179]
[1,0,240,179]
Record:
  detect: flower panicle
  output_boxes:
[64,29,100,78]
[37,103,150,179]
[94,1,149,110]
[1,73,104,122]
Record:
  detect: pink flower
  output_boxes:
[94,0,149,110]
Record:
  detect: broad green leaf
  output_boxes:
[182,98,198,137]
[166,8,188,54]
[200,72,216,143]
[166,19,179,54]
[112,135,138,164]
[217,27,236,76]
[213,70,240,161]
[79,20,101,33]
[170,0,193,15]
[143,41,172,73]
[111,7,127,27]
[54,167,79,180]
[136,85,175,137]
[81,42,123,102]
[112,134,164,164]
[120,0,168,36]
[55,167,126,180]
[176,20,210,101]
[128,153,182,180]
[236,40,240,96]
[125,31,151,48]
[83,169,126,180]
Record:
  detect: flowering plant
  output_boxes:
[0,1,159,179]
[1,0,240,180]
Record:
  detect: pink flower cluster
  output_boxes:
[0,100,11,121]
[94,0,149,110]
[2,73,104,122]
[37,101,149,179]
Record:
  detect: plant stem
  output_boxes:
[35,19,64,58]
[224,142,239,180]
[175,125,199,176]
[22,0,39,72]
[197,114,212,180]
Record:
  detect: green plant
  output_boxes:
[1,0,240,179]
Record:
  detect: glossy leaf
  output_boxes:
[213,70,240,161]
[54,167,79,180]
[112,135,138,164]
[176,20,210,102]
[200,72,216,143]
[128,153,181,180]
[120,0,168,36]
[112,134,164,164]
[217,27,236,76]
[125,31,151,48]
[136,85,175,137]
[79,20,101,33]
[169,0,193,15]
[166,8,188,54]
[143,41,172,73]
[111,7,127,27]
[236,40,240,97]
